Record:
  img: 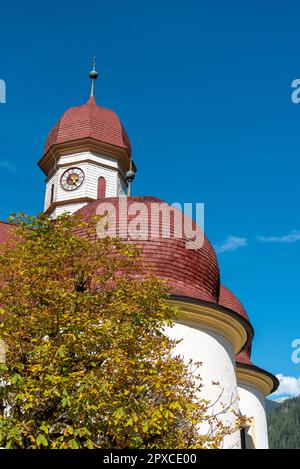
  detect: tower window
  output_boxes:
[50,184,55,204]
[98,176,106,199]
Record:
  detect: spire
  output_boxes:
[89,56,98,98]
[126,158,136,197]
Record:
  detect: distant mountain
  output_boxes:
[267,396,300,449]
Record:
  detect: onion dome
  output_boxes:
[43,96,132,158]
[75,196,220,303]
[218,284,249,321]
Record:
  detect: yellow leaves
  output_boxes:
[142,422,149,433]
[164,410,175,419]
[29,364,43,374]
[124,417,134,427]
[236,414,253,429]
[170,401,182,411]
[66,333,77,343]
[63,426,74,437]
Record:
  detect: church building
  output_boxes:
[0,62,278,449]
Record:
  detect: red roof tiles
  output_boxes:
[0,221,14,244]
[236,343,253,365]
[75,196,220,303]
[43,96,132,157]
[218,285,254,363]
[219,284,249,321]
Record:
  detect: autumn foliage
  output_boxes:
[0,214,234,449]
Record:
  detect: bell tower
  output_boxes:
[38,59,136,218]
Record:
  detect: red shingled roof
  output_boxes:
[0,221,14,244]
[43,96,132,157]
[218,286,255,363]
[218,284,249,321]
[75,196,220,303]
[236,343,253,365]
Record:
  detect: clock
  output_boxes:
[60,167,85,191]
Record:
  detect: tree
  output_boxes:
[268,397,300,448]
[0,213,235,449]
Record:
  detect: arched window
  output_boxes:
[50,184,55,204]
[98,176,106,199]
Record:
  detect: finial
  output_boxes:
[89,56,98,97]
[126,158,135,197]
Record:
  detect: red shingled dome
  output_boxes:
[218,285,249,321]
[0,221,14,244]
[43,96,132,157]
[236,343,253,366]
[75,196,220,303]
[219,287,253,365]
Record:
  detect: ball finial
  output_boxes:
[125,170,136,183]
[89,69,98,80]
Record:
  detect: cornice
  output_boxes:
[169,295,252,355]
[236,363,279,396]
[39,137,136,176]
[44,197,96,216]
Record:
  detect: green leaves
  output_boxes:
[61,390,72,408]
[55,346,66,358]
[85,439,94,449]
[68,439,79,449]
[113,407,126,419]
[11,374,22,385]
[36,434,48,447]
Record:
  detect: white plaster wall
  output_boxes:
[237,382,269,449]
[165,321,241,449]
[44,151,127,214]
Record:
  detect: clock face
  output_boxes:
[61,167,85,191]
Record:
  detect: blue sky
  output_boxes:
[0,0,300,397]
